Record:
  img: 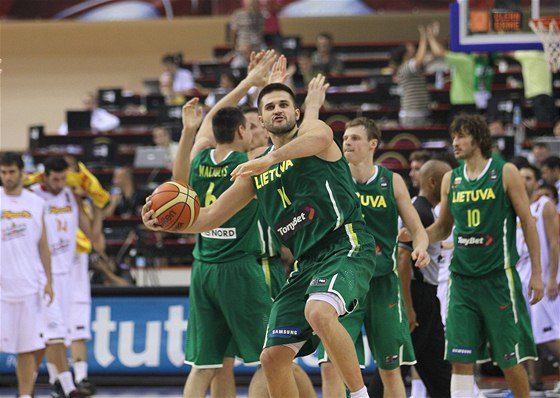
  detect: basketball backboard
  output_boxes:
[450,0,559,52]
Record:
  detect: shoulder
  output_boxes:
[248,146,270,160]
[414,197,435,226]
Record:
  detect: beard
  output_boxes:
[265,118,297,136]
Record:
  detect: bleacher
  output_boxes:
[30,40,560,281]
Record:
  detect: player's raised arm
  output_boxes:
[142,175,255,234]
[173,98,204,184]
[503,163,544,305]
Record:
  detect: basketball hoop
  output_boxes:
[529,17,560,72]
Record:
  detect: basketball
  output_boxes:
[149,181,200,232]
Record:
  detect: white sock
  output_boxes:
[411,378,428,398]
[451,374,475,398]
[58,371,77,396]
[73,361,88,383]
[19,395,32,398]
[350,386,369,398]
[46,362,59,385]
[473,382,480,396]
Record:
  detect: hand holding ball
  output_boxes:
[149,181,200,232]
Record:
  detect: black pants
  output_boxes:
[368,281,451,398]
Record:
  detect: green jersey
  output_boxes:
[448,157,518,276]
[257,212,282,258]
[355,166,398,277]
[190,148,261,263]
[251,147,366,259]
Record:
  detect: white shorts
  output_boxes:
[44,272,72,346]
[437,279,449,328]
[0,293,46,354]
[70,302,91,341]
[530,293,560,345]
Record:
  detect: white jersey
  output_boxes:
[30,184,78,275]
[0,187,46,300]
[516,195,554,284]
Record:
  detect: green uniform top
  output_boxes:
[355,166,398,277]
[252,146,366,259]
[448,156,518,277]
[445,52,494,105]
[257,211,282,258]
[190,148,261,263]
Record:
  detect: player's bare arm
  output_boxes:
[173,98,204,184]
[503,163,544,304]
[393,173,430,267]
[142,175,255,234]
[542,199,559,300]
[39,216,54,304]
[426,171,454,243]
[397,244,417,332]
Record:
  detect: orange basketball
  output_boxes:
[149,181,200,232]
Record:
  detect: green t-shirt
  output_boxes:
[251,147,365,259]
[513,50,552,98]
[448,157,519,276]
[190,148,261,263]
[355,166,398,277]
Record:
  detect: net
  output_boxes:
[529,17,560,72]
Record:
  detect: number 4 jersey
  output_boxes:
[448,156,519,277]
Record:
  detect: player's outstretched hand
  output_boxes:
[304,74,329,110]
[230,156,273,181]
[44,281,54,305]
[411,248,430,268]
[269,55,289,84]
[141,197,165,232]
[528,273,545,305]
[182,97,203,134]
[247,49,277,88]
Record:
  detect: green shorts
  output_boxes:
[445,268,537,368]
[261,256,286,300]
[317,271,416,370]
[185,257,272,367]
[264,224,376,357]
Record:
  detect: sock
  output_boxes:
[46,362,59,385]
[58,371,77,396]
[473,381,480,396]
[349,386,369,398]
[411,378,428,398]
[19,395,32,398]
[451,374,474,398]
[73,361,88,383]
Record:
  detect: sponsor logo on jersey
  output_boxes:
[1,210,32,219]
[198,164,229,178]
[456,233,494,248]
[201,227,237,239]
[451,347,472,356]
[451,188,496,203]
[49,206,72,214]
[1,222,27,241]
[310,278,327,286]
[384,354,399,364]
[269,327,301,338]
[452,176,462,188]
[380,176,389,189]
[254,160,294,189]
[490,169,498,181]
[51,238,72,255]
[275,205,315,239]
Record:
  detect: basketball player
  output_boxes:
[516,164,560,390]
[0,152,53,398]
[144,77,430,397]
[425,114,544,397]
[30,156,89,398]
[318,117,429,398]
[171,52,276,398]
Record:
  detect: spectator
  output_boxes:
[408,150,432,193]
[229,0,265,54]
[152,125,178,167]
[159,54,196,104]
[541,156,560,212]
[103,166,146,217]
[290,50,315,89]
[427,22,494,116]
[204,71,248,109]
[391,26,431,127]
[262,0,285,50]
[528,142,550,168]
[58,93,120,135]
[312,32,344,74]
